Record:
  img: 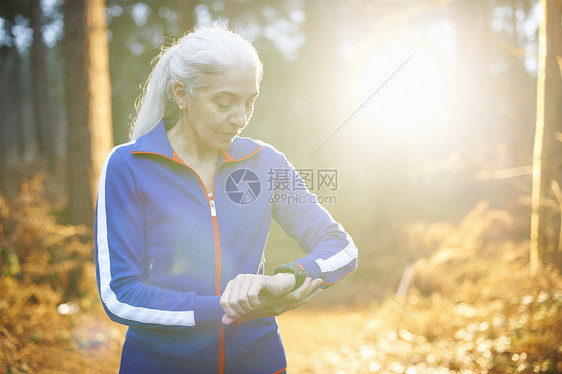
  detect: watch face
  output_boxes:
[275,263,307,283]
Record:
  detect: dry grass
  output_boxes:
[0,173,113,374]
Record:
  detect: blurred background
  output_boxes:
[0,0,561,373]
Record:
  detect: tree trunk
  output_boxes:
[0,47,7,184]
[63,0,113,226]
[12,50,26,160]
[30,0,50,163]
[0,46,26,180]
[296,0,340,162]
[530,0,562,271]
[452,0,492,139]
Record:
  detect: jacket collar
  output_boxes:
[132,121,262,163]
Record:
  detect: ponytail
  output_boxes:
[130,44,181,140]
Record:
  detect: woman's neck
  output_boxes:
[166,120,219,167]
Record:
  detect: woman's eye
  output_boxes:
[217,102,231,110]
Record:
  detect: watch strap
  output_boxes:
[274,262,307,291]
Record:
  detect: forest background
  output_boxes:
[0,0,561,373]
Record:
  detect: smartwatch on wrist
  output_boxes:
[274,262,307,291]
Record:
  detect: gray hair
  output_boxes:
[130,27,263,140]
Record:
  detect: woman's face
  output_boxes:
[184,66,259,151]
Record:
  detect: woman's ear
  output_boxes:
[173,82,188,110]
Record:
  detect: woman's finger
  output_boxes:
[289,277,313,299]
[220,280,240,319]
[298,278,322,297]
[247,276,265,309]
[227,275,251,317]
[309,278,323,293]
[222,314,236,325]
[232,274,259,313]
[300,288,323,304]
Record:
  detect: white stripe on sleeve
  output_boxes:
[314,226,358,273]
[97,141,196,327]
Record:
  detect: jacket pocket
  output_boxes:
[145,256,156,275]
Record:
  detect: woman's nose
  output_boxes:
[230,106,247,128]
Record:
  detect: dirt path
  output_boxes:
[33,307,375,374]
[278,308,376,373]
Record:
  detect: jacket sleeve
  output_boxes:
[95,146,224,328]
[270,151,358,288]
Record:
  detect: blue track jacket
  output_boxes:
[95,122,358,373]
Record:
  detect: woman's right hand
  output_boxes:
[220,274,270,321]
[220,273,298,321]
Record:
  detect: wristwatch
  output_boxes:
[274,262,307,291]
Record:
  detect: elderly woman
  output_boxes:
[95,27,357,374]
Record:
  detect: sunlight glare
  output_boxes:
[362,47,446,132]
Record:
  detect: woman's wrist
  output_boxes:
[266,273,296,296]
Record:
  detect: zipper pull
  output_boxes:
[209,199,216,217]
[148,257,154,272]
